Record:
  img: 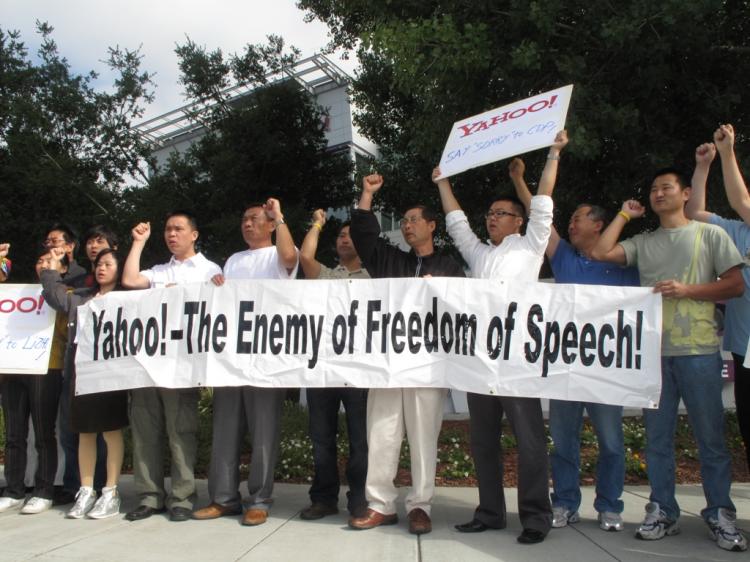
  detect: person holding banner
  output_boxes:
[509,157,639,532]
[0,250,64,515]
[591,168,747,552]
[347,174,465,535]
[432,129,568,545]
[122,211,222,522]
[686,124,750,477]
[192,198,298,527]
[40,247,128,519]
[298,210,369,521]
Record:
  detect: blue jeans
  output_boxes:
[644,353,735,521]
[549,400,624,514]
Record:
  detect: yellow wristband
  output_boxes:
[618,210,631,222]
[312,222,322,231]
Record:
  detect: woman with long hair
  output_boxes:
[41,247,128,519]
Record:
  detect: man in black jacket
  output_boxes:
[347,174,464,535]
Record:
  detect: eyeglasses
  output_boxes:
[43,238,67,247]
[485,210,519,219]
[399,216,424,227]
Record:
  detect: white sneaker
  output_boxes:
[0,497,24,513]
[20,497,53,515]
[552,506,580,528]
[87,486,121,519]
[707,508,748,552]
[598,511,624,532]
[635,502,680,540]
[66,487,97,519]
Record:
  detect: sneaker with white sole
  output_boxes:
[635,502,680,540]
[20,497,53,515]
[707,508,748,552]
[598,511,624,532]
[66,487,97,519]
[87,486,121,519]
[0,497,25,513]
[552,506,580,528]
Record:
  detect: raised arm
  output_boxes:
[714,124,750,225]
[431,167,461,214]
[0,243,9,282]
[590,200,645,265]
[685,142,716,223]
[40,248,72,312]
[536,130,568,197]
[265,197,298,272]
[356,174,383,212]
[299,209,326,279]
[510,157,560,258]
[122,222,152,289]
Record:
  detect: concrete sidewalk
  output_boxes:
[0,477,747,561]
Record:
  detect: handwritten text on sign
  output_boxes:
[75,278,662,408]
[437,84,573,178]
[0,284,56,374]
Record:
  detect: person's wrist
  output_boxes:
[274,216,285,227]
[618,210,631,222]
[312,222,322,231]
[547,151,560,160]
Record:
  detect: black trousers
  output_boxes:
[1,371,63,500]
[467,393,552,533]
[731,353,750,471]
[307,387,368,511]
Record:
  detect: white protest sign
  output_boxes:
[75,277,662,408]
[0,284,57,374]
[436,85,573,178]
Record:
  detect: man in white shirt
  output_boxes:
[432,130,567,545]
[192,198,299,527]
[122,211,222,522]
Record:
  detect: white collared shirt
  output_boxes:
[223,245,299,280]
[445,195,553,281]
[141,252,222,288]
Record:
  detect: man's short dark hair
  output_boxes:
[83,225,119,249]
[166,210,198,231]
[576,203,609,227]
[45,222,77,245]
[403,204,438,224]
[338,221,352,234]
[650,167,689,189]
[491,196,526,219]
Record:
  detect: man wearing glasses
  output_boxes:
[432,130,568,545]
[348,174,465,535]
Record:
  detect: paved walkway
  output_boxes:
[0,477,747,561]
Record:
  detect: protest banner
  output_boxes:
[75,277,662,408]
[0,284,56,374]
[436,84,574,178]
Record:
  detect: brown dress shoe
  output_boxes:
[348,508,398,530]
[408,508,432,535]
[192,502,242,520]
[242,508,268,526]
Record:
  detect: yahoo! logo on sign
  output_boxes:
[456,95,559,138]
[0,295,46,314]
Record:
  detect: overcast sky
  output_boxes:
[3,0,357,121]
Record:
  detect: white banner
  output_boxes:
[437,85,573,179]
[0,284,57,374]
[74,278,662,408]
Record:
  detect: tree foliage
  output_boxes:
[126,36,354,267]
[300,0,749,234]
[0,21,154,279]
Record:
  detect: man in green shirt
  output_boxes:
[592,167,747,552]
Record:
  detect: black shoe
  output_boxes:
[300,502,339,520]
[125,505,167,521]
[170,506,193,522]
[455,519,493,533]
[53,488,77,506]
[517,528,546,544]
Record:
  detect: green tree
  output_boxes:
[299,0,749,234]
[0,21,154,279]
[125,36,354,267]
